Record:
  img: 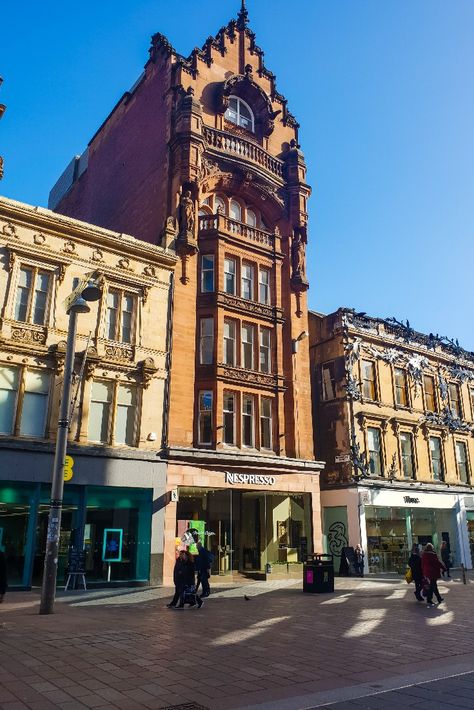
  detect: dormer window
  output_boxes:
[225,96,254,132]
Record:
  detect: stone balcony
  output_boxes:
[198,212,276,251]
[203,126,284,183]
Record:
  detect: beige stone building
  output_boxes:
[310,308,474,574]
[0,195,176,588]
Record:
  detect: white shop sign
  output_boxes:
[360,488,457,510]
[225,472,276,486]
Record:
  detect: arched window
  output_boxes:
[214,195,226,214]
[225,96,255,133]
[246,209,257,227]
[230,199,242,222]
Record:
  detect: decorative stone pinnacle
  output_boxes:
[237,0,249,30]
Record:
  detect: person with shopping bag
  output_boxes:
[407,544,423,601]
[421,543,446,607]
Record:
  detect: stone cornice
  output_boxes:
[215,291,284,324]
[0,196,177,268]
[165,445,324,474]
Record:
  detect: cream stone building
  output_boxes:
[310,308,474,574]
[0,196,176,589]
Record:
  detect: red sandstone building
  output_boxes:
[51,1,323,583]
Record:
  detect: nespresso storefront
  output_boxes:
[163,456,323,584]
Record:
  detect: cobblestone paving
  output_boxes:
[0,574,473,709]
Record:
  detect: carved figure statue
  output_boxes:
[178,190,195,238]
[291,232,306,280]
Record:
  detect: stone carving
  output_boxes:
[178,190,195,239]
[105,345,133,361]
[217,292,282,323]
[92,248,104,262]
[421,407,473,434]
[345,374,362,401]
[2,222,17,238]
[143,265,156,277]
[160,216,177,250]
[117,257,132,270]
[58,264,67,284]
[141,286,150,305]
[11,327,46,345]
[199,158,220,182]
[139,357,157,389]
[33,233,46,245]
[290,232,307,284]
[62,240,76,254]
[220,365,275,388]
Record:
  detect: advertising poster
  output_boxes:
[102,528,123,562]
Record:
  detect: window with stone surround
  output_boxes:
[198,390,213,445]
[321,361,336,401]
[225,96,255,133]
[394,367,409,407]
[400,431,415,479]
[14,266,52,326]
[449,382,462,418]
[88,380,138,447]
[223,318,236,366]
[242,394,255,447]
[260,397,273,450]
[224,256,236,295]
[106,288,135,344]
[259,328,271,373]
[361,360,377,401]
[241,323,255,370]
[241,262,254,301]
[423,374,437,413]
[367,426,383,476]
[429,436,444,481]
[223,391,236,446]
[0,365,51,438]
[201,254,215,293]
[199,317,214,365]
[455,441,469,483]
[258,267,270,305]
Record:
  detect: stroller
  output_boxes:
[182,583,203,608]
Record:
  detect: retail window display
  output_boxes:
[466,512,474,567]
[175,488,313,578]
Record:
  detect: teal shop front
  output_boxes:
[0,482,152,589]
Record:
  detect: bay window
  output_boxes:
[241,263,254,300]
[241,324,255,370]
[199,317,214,365]
[223,392,236,445]
[242,395,254,447]
[259,328,271,373]
[260,397,272,450]
[198,391,213,445]
[223,319,236,366]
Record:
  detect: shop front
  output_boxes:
[163,450,323,584]
[0,442,167,588]
[322,485,469,575]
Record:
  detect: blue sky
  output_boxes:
[1,0,473,350]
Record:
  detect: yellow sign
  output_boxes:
[64,455,74,481]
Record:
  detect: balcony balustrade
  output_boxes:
[203,126,284,182]
[198,213,274,248]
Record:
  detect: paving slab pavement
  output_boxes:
[0,574,473,709]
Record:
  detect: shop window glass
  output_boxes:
[321,362,336,401]
[400,432,415,479]
[223,392,236,445]
[0,366,19,434]
[201,255,214,293]
[423,375,437,412]
[114,385,137,446]
[449,383,462,418]
[429,436,444,481]
[0,484,35,587]
[199,391,213,445]
[394,368,408,406]
[242,395,254,447]
[456,441,469,483]
[260,397,272,449]
[366,506,409,574]
[259,328,271,373]
[223,319,236,366]
[242,324,255,370]
[19,370,50,437]
[362,360,377,400]
[241,263,254,300]
[199,317,214,365]
[367,427,382,476]
[89,381,113,443]
[259,268,270,305]
[224,257,236,295]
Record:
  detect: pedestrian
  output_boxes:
[408,544,423,601]
[0,549,7,603]
[167,549,203,609]
[440,541,451,579]
[421,543,445,607]
[195,538,212,598]
[354,544,365,577]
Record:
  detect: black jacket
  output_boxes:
[173,558,195,587]
[408,553,422,580]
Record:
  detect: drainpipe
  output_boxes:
[161,272,175,452]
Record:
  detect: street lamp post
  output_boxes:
[39,279,101,615]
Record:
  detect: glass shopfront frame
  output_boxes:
[365,505,458,574]
[0,482,152,588]
[175,487,313,577]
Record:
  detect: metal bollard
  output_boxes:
[461,563,467,585]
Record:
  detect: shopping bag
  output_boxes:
[405,567,413,584]
[421,578,430,598]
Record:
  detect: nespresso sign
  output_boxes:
[225,472,276,486]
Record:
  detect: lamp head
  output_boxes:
[68,296,91,315]
[81,280,102,302]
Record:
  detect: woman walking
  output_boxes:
[0,549,7,603]
[408,544,423,602]
[167,549,203,609]
[421,543,445,607]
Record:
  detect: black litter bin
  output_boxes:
[303,554,334,593]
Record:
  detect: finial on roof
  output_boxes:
[237,0,249,30]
